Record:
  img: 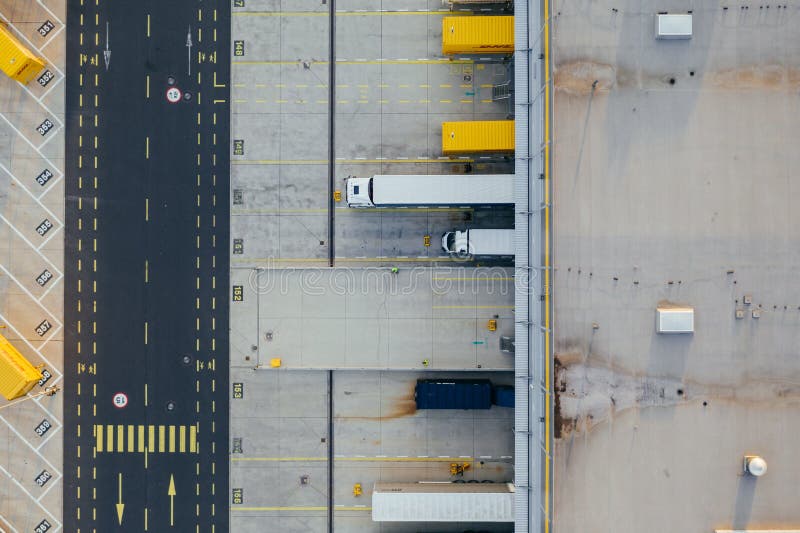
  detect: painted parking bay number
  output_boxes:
[34,419,51,437]
[34,470,52,487]
[36,269,53,287]
[36,219,53,237]
[37,119,54,136]
[36,168,53,186]
[35,319,52,336]
[37,70,55,87]
[37,20,55,37]
[38,369,52,387]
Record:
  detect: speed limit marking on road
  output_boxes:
[166,87,182,103]
[112,392,128,408]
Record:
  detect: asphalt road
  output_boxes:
[63,0,230,530]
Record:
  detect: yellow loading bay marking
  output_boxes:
[95,424,197,453]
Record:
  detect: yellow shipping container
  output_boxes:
[441,16,514,55]
[0,22,46,84]
[442,120,515,155]
[0,333,42,400]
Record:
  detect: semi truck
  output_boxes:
[441,16,514,55]
[442,120,515,156]
[441,228,514,257]
[0,22,46,84]
[345,174,514,208]
[372,481,515,522]
[0,333,43,400]
[415,379,513,409]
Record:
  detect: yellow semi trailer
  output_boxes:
[0,333,43,400]
[441,16,514,55]
[0,22,46,84]
[442,120,515,155]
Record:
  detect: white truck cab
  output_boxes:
[442,228,515,258]
[345,176,374,207]
[442,230,471,258]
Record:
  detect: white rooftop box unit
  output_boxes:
[655,14,692,39]
[656,306,694,334]
[371,482,514,522]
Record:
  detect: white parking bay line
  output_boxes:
[0,114,62,175]
[37,324,63,355]
[37,74,65,103]
[0,264,63,329]
[0,415,63,478]
[36,471,62,503]
[0,161,66,228]
[35,423,61,452]
[38,274,63,303]
[36,171,64,202]
[36,126,63,151]
[37,0,64,26]
[37,225,63,252]
[0,462,61,530]
[0,215,64,278]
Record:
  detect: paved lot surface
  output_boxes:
[0,0,65,530]
[63,0,230,530]
[231,266,515,370]
[552,2,800,532]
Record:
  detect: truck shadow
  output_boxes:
[732,474,757,530]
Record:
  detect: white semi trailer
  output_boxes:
[371,481,515,522]
[442,228,515,257]
[345,174,514,208]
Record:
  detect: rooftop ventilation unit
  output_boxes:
[655,13,692,40]
[656,306,694,334]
